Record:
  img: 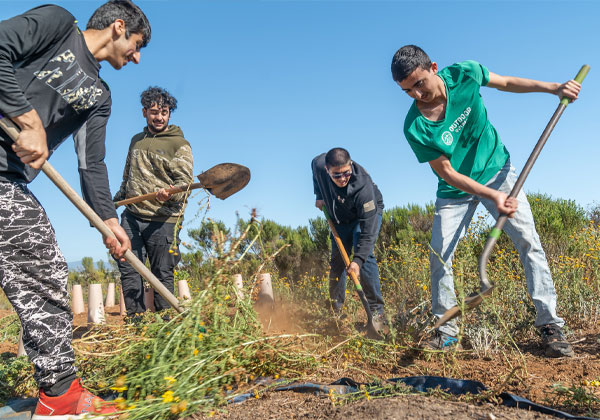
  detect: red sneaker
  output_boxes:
[32,378,118,419]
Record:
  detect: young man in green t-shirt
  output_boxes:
[391,45,581,357]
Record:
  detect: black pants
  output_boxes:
[329,214,385,315]
[0,181,76,391]
[117,211,181,316]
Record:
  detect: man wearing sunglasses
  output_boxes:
[312,147,386,331]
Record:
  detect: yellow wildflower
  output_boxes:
[162,390,174,403]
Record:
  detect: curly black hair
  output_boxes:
[140,86,177,112]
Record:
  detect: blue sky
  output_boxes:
[2,0,599,263]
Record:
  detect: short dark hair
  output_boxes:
[391,45,432,83]
[140,86,177,112]
[87,0,151,48]
[325,147,351,168]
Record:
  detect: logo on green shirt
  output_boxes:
[441,131,453,146]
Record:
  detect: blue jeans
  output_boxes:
[430,160,564,336]
[329,213,385,315]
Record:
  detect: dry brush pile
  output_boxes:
[1,193,600,418]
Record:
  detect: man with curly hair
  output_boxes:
[0,1,151,417]
[114,86,193,318]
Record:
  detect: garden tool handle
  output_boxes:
[321,207,361,288]
[560,64,590,106]
[479,64,591,286]
[321,206,380,338]
[435,64,590,329]
[480,64,590,288]
[0,114,183,313]
[115,182,204,207]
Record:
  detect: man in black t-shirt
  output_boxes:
[0,1,151,417]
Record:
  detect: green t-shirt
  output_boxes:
[403,60,510,198]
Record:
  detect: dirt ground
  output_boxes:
[194,390,563,420]
[2,304,600,420]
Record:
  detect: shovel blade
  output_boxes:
[198,163,250,200]
[433,286,493,329]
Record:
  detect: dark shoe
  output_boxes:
[540,324,574,357]
[425,330,461,350]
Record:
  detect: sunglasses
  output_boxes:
[329,170,352,179]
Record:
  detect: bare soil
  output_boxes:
[193,391,561,420]
[3,304,600,420]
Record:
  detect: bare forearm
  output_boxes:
[429,155,498,201]
[442,168,498,200]
[491,76,559,94]
[487,71,581,101]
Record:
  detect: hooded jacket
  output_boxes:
[312,153,384,268]
[113,125,193,223]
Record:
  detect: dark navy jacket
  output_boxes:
[312,153,384,268]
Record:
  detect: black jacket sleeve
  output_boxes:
[73,97,118,221]
[0,5,74,117]
[311,156,324,201]
[352,182,380,268]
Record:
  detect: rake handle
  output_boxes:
[115,182,204,207]
[0,114,183,313]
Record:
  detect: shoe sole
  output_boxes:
[423,343,463,351]
[545,348,575,358]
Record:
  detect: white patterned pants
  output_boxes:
[0,181,76,391]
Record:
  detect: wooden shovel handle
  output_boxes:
[0,114,183,313]
[115,182,204,207]
[321,208,362,290]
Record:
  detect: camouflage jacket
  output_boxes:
[113,125,193,223]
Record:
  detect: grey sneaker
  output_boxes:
[540,324,574,357]
[425,330,461,351]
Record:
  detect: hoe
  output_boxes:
[434,64,590,329]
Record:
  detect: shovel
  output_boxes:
[434,64,590,329]
[0,115,183,313]
[114,163,251,207]
[322,207,383,340]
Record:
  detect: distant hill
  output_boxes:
[67,259,110,272]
